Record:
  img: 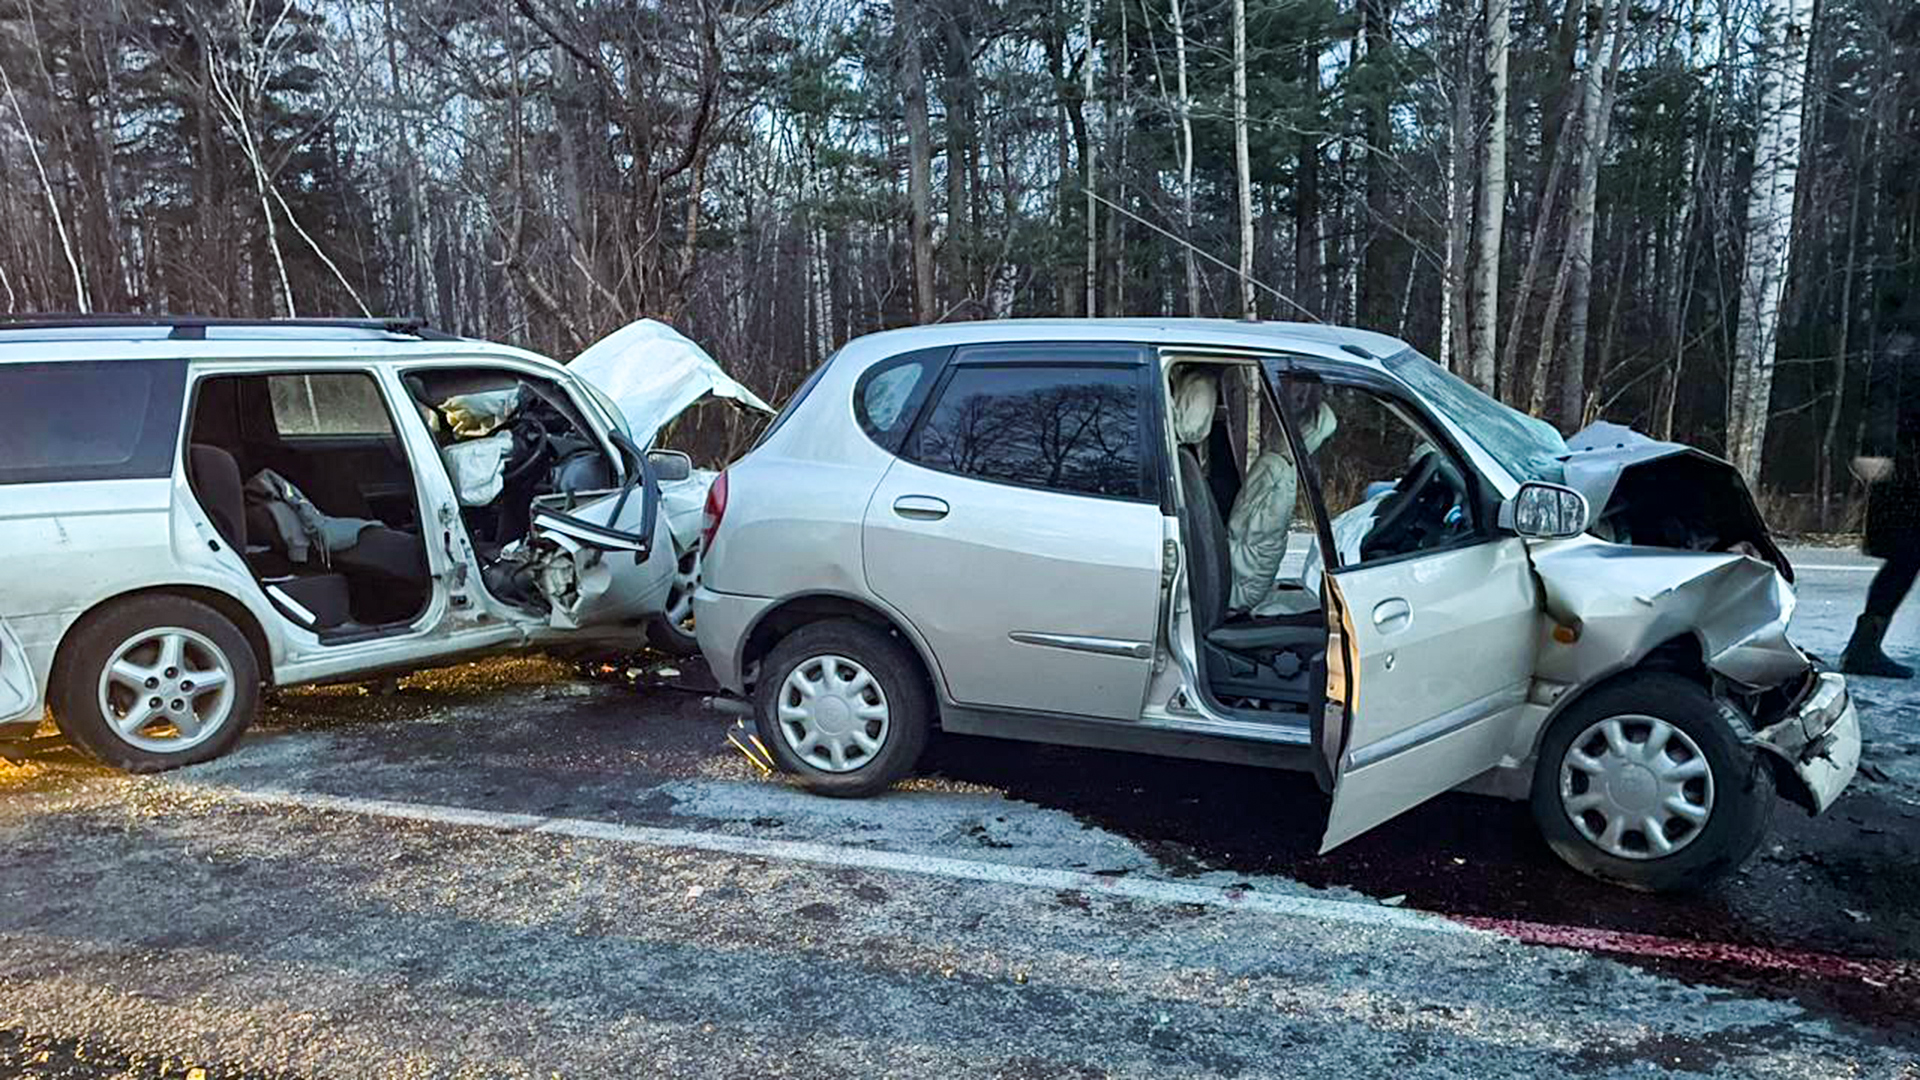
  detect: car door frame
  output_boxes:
[396,357,664,631]
[1267,355,1540,848]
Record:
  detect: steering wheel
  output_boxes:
[1361,451,1464,560]
[501,416,554,489]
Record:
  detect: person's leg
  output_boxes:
[1843,547,1918,678]
[1864,546,1920,618]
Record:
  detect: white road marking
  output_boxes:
[205,786,1474,937]
[1794,564,1876,573]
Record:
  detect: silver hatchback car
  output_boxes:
[694,320,1860,891]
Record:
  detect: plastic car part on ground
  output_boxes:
[569,320,775,449]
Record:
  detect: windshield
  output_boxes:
[1384,349,1567,482]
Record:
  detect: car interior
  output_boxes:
[186,372,432,641]
[399,368,618,612]
[1167,362,1476,718]
[1167,364,1327,717]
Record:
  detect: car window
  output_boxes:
[0,359,187,485]
[907,364,1149,500]
[854,347,946,452]
[1286,379,1479,567]
[1383,349,1567,483]
[268,373,393,437]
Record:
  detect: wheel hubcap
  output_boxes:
[1559,714,1714,860]
[776,655,889,773]
[96,627,236,753]
[664,544,701,632]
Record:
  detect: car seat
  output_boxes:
[188,444,353,630]
[1169,371,1324,709]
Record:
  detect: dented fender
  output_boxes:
[1529,536,1809,693]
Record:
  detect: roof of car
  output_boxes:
[0,317,561,368]
[836,318,1412,369]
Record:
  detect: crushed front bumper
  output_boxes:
[1754,672,1860,815]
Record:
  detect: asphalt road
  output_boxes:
[0,547,1916,1078]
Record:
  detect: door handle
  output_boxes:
[893,495,950,521]
[1372,598,1412,633]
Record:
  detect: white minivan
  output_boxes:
[0,315,768,771]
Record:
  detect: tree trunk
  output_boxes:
[899,0,936,321]
[1171,0,1200,315]
[1553,0,1628,425]
[1233,0,1255,318]
[1528,0,1616,419]
[1083,0,1099,317]
[1727,0,1814,483]
[1468,0,1510,394]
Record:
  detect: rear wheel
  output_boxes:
[1530,672,1773,892]
[51,595,261,772]
[753,620,932,797]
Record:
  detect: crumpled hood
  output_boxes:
[1559,421,1792,582]
[569,319,774,448]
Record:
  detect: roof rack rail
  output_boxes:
[0,314,459,341]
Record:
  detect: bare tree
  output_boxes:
[1467,0,1510,392]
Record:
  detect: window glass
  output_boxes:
[268,373,393,437]
[909,364,1146,499]
[0,360,186,485]
[1288,379,1478,566]
[1383,349,1566,482]
[855,348,946,451]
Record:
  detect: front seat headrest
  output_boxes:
[1171,370,1218,446]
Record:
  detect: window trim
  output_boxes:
[900,348,1159,505]
[1271,357,1499,574]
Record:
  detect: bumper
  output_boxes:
[691,586,773,695]
[1754,672,1860,815]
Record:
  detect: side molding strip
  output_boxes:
[1008,631,1153,660]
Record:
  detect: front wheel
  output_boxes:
[1530,672,1774,893]
[753,620,933,797]
[51,595,261,772]
[645,539,702,657]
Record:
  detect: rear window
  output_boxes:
[0,360,187,485]
[854,347,948,452]
[268,373,394,436]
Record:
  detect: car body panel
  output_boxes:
[1527,538,1807,693]
[0,618,37,730]
[568,319,775,448]
[1317,536,1542,850]
[862,456,1165,720]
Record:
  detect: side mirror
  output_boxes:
[646,449,694,483]
[1500,481,1590,539]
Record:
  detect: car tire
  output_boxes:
[645,539,702,657]
[50,595,261,773]
[753,619,932,797]
[1530,672,1774,893]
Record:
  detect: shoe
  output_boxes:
[1841,615,1914,679]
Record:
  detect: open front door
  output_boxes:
[1315,540,1538,850]
[1268,360,1540,852]
[529,438,674,630]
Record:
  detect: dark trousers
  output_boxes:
[1865,544,1920,618]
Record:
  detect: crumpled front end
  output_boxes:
[1531,537,1858,814]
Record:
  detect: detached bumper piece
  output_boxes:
[1754,672,1861,815]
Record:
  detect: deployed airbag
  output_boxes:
[440,432,513,507]
[1227,402,1336,612]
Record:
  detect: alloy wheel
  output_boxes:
[95,626,237,753]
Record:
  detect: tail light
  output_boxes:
[701,469,729,550]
